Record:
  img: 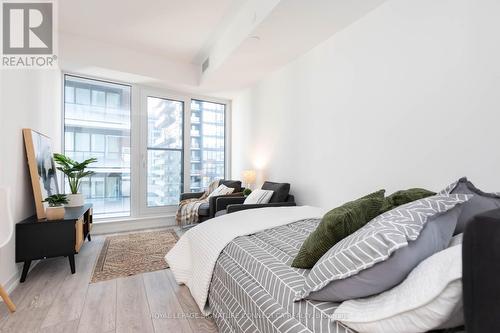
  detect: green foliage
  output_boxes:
[53,153,98,194]
[43,194,68,207]
[243,188,252,196]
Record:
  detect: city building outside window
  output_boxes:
[146,97,184,207]
[190,100,225,192]
[64,75,131,218]
[64,75,229,221]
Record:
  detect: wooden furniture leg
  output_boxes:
[0,284,16,313]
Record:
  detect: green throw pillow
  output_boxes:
[380,188,436,213]
[292,189,385,269]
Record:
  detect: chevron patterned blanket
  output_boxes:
[209,218,355,333]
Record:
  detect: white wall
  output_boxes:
[0,69,61,291]
[232,0,500,208]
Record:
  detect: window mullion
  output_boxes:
[183,97,192,194]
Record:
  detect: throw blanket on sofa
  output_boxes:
[176,179,220,227]
[166,205,327,315]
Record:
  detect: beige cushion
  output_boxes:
[208,184,234,198]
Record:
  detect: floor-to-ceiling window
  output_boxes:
[146,96,184,207]
[189,100,225,192]
[64,75,131,218]
[64,74,229,221]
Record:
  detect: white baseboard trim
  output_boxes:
[91,214,176,235]
[1,260,39,299]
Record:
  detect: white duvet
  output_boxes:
[336,243,463,333]
[165,205,326,315]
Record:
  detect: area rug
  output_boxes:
[90,229,179,283]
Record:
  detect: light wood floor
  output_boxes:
[0,232,218,333]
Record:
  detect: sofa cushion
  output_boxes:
[261,181,290,203]
[292,189,385,269]
[244,189,274,204]
[220,180,242,193]
[198,203,210,216]
[215,210,227,217]
[208,184,234,198]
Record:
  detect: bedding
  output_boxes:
[292,190,385,269]
[298,193,471,301]
[440,177,500,234]
[336,242,463,333]
[208,218,355,333]
[380,188,436,213]
[168,194,468,332]
[166,205,327,315]
[308,205,463,302]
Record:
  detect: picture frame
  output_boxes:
[22,129,60,219]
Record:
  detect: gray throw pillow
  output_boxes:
[305,206,463,302]
[440,177,500,234]
[296,191,472,302]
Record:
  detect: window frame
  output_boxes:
[62,73,133,219]
[139,88,188,216]
[189,99,227,193]
[62,72,231,222]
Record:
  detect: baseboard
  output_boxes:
[91,215,176,235]
[1,260,39,298]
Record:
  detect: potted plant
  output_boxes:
[53,153,97,207]
[243,188,252,196]
[43,194,68,220]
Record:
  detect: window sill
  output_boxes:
[94,213,174,224]
[91,214,176,235]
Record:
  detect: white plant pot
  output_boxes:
[66,193,85,207]
[46,206,65,221]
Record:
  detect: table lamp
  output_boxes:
[242,170,257,190]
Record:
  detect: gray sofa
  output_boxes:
[179,180,244,222]
[214,181,296,217]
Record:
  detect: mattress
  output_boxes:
[208,218,355,333]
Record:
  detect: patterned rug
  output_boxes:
[90,229,179,283]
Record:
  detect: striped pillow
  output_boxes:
[244,189,274,204]
[208,184,234,198]
[296,192,472,301]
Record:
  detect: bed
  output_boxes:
[166,205,467,333]
[166,206,355,333]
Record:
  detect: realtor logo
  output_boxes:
[2,1,57,68]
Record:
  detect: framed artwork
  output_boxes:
[23,129,59,219]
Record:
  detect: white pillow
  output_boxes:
[244,189,274,204]
[448,233,463,247]
[335,244,463,333]
[208,184,234,198]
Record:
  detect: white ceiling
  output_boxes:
[59,0,242,64]
[58,0,388,94]
[200,0,388,92]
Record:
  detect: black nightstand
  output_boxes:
[15,204,93,282]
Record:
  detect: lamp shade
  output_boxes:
[242,170,257,185]
[0,187,14,248]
